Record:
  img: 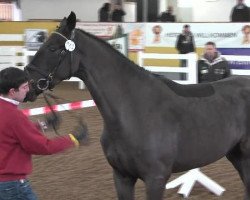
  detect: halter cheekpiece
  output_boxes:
[25,30,76,91]
[52,31,76,52]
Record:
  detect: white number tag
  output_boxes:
[65,40,75,51]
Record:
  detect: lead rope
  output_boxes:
[42,91,86,136]
[42,92,60,135]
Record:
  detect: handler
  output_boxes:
[0,67,88,200]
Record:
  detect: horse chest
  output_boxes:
[100,132,141,176]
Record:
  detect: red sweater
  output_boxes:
[0,99,75,181]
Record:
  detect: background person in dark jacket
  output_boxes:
[176,24,196,67]
[159,6,176,22]
[111,4,126,22]
[98,2,111,22]
[230,0,249,22]
[198,41,231,83]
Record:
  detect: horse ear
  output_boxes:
[59,17,67,27]
[67,11,76,31]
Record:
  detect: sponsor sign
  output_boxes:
[25,29,48,50]
[107,34,128,56]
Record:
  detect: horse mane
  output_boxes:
[76,28,153,76]
[76,28,215,98]
[154,74,215,97]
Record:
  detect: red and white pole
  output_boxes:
[22,100,95,116]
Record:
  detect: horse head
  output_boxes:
[25,12,80,102]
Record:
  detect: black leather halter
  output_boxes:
[25,30,76,91]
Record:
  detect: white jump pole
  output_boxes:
[166,168,225,198]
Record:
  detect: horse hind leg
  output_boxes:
[226,143,250,200]
[113,169,137,200]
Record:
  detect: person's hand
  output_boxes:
[71,122,89,146]
[45,112,61,130]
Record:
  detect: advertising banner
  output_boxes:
[24,29,48,50]
[145,23,250,48]
[75,22,250,69]
[76,23,117,38]
[107,34,128,56]
[76,22,146,51]
[145,23,250,69]
[122,23,145,51]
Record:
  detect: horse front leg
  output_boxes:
[144,174,170,200]
[113,169,137,200]
[239,157,250,200]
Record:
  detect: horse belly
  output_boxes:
[170,98,245,172]
[172,129,241,172]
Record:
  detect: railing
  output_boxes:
[137,51,198,84]
[0,46,24,70]
[223,55,250,75]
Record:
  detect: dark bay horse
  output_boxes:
[25,12,250,200]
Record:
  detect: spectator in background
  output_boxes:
[176,24,196,67]
[98,2,111,22]
[230,0,249,22]
[198,41,231,83]
[159,6,176,22]
[111,4,126,22]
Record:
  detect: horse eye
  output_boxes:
[49,47,57,52]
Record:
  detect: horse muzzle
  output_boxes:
[23,81,41,102]
[23,91,36,102]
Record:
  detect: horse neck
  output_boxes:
[75,30,161,121]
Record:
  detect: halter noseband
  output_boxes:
[25,30,76,91]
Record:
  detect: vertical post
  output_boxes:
[187,53,198,84]
[137,51,143,66]
[142,0,148,22]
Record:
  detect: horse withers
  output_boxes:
[25,12,250,200]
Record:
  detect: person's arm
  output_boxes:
[244,7,250,21]
[121,9,126,16]
[230,7,236,22]
[223,60,231,78]
[172,15,176,22]
[176,35,181,52]
[13,111,88,155]
[191,35,196,52]
[98,9,101,22]
[111,11,114,21]
[197,60,202,83]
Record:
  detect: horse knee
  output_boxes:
[145,175,168,188]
